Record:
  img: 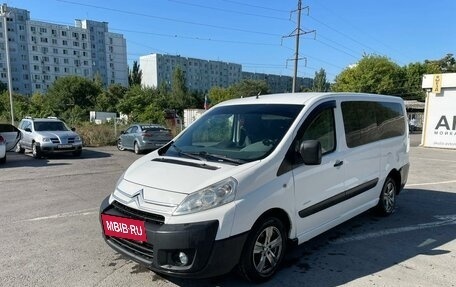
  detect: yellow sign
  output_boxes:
[432,74,442,93]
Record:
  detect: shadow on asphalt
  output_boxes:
[159,188,456,286]
[1,148,112,168]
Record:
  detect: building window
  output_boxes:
[62,40,68,46]
[61,31,67,37]
[31,26,36,32]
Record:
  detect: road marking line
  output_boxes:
[22,208,98,222]
[331,215,456,245]
[413,157,456,163]
[406,180,456,187]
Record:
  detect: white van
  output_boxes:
[100,92,410,282]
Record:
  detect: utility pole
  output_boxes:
[283,0,315,93]
[1,4,14,125]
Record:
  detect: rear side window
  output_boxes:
[342,101,405,148]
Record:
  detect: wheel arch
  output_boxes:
[387,169,402,194]
[251,208,292,241]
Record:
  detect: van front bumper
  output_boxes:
[99,196,248,278]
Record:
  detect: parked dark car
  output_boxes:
[117,124,173,154]
[0,123,21,164]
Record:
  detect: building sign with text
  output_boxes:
[422,73,456,149]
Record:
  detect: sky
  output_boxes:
[5,0,456,82]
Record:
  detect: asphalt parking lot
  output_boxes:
[0,134,455,287]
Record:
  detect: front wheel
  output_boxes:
[32,142,42,159]
[376,177,397,216]
[238,217,287,282]
[116,139,125,151]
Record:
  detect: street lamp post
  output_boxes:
[1,4,14,125]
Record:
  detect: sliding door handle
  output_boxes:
[334,160,344,167]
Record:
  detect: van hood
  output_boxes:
[124,154,255,193]
[114,153,259,214]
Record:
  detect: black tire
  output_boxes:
[134,142,141,154]
[0,154,6,164]
[238,217,287,283]
[376,177,397,216]
[15,143,25,154]
[32,142,42,159]
[117,139,125,151]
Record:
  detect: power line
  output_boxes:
[56,0,282,37]
[219,0,290,13]
[168,0,290,21]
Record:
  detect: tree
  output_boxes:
[208,86,232,106]
[46,76,102,122]
[95,84,127,112]
[425,53,456,73]
[333,54,403,95]
[229,79,269,98]
[128,61,142,87]
[401,62,440,101]
[116,85,165,123]
[312,68,330,92]
[170,66,189,111]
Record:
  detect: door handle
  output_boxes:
[334,160,344,167]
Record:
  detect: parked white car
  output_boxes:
[100,92,410,282]
[0,123,21,164]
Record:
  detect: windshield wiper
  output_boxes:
[172,144,206,161]
[198,152,245,165]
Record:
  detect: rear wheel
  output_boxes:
[238,217,287,282]
[376,177,397,216]
[134,142,141,154]
[0,153,6,164]
[32,142,42,159]
[15,143,25,153]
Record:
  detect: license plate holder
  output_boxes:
[101,214,147,242]
[58,144,73,149]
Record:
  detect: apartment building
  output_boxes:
[140,53,312,94]
[0,5,128,95]
[242,71,313,93]
[141,53,242,92]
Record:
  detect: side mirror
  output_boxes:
[120,130,124,134]
[299,140,322,165]
[71,127,76,132]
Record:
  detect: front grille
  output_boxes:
[112,201,165,225]
[108,236,154,263]
[49,137,75,144]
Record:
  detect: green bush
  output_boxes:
[76,122,128,147]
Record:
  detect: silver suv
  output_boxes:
[16,117,83,158]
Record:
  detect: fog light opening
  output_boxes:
[178,252,188,266]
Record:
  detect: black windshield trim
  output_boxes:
[152,158,220,170]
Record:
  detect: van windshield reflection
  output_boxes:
[164,104,303,163]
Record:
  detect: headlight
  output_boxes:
[41,137,51,142]
[173,177,238,215]
[74,136,81,142]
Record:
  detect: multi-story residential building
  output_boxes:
[242,71,313,93]
[141,53,242,93]
[141,53,312,94]
[0,5,128,95]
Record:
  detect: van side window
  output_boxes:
[342,101,405,148]
[301,108,336,154]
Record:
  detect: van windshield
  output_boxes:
[164,104,303,164]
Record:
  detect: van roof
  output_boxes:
[216,92,403,106]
